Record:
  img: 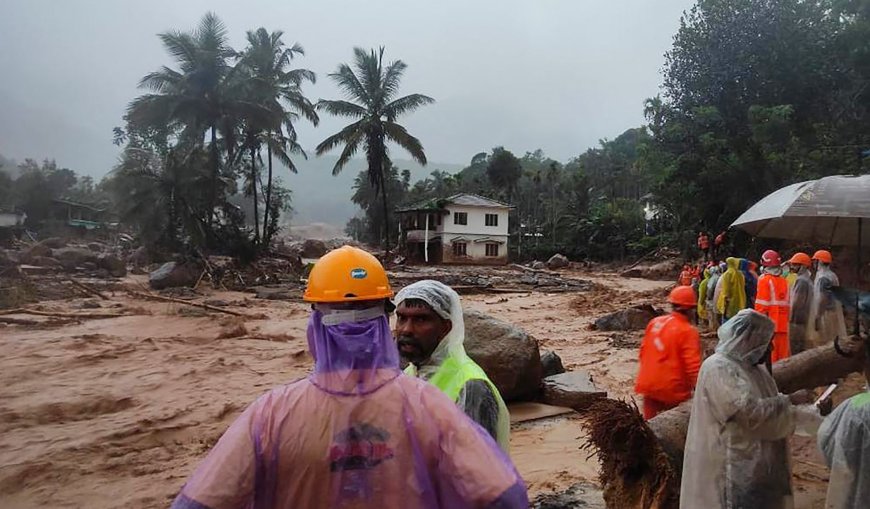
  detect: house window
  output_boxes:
[485,214,498,227]
[485,243,500,257]
[453,242,467,257]
[454,212,468,225]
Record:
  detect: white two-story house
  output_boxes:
[397,193,511,265]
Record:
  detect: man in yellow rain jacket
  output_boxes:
[395,280,511,452]
[717,257,747,321]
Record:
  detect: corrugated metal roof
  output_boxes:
[397,193,512,213]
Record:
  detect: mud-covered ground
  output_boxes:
[0,268,843,508]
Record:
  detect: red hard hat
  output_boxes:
[760,249,782,267]
[812,250,833,264]
[669,286,697,308]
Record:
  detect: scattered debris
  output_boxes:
[127,290,259,318]
[607,332,641,350]
[580,399,678,509]
[540,371,607,411]
[531,482,606,509]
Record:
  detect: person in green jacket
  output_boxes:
[395,280,510,452]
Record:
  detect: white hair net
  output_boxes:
[394,280,467,378]
[716,309,776,364]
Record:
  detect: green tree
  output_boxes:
[486,147,522,203]
[127,12,236,227]
[316,47,434,252]
[236,28,317,245]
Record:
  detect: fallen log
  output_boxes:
[0,308,128,319]
[69,278,110,300]
[127,290,255,318]
[582,338,866,509]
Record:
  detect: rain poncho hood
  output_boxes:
[717,257,747,319]
[818,389,870,509]
[395,280,511,452]
[170,308,527,509]
[808,262,848,346]
[680,309,798,509]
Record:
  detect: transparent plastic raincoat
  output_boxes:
[704,265,722,330]
[808,263,848,346]
[396,281,511,453]
[170,307,527,509]
[697,268,710,320]
[789,267,813,354]
[818,390,870,509]
[680,309,796,509]
[716,257,747,320]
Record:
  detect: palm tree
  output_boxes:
[316,47,434,252]
[127,12,235,228]
[237,29,318,245]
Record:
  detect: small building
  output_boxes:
[397,193,512,265]
[50,198,107,230]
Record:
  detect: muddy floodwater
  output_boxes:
[0,269,835,508]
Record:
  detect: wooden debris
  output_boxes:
[127,290,257,318]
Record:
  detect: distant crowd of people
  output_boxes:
[636,232,863,508]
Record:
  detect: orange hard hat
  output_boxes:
[812,250,833,264]
[760,249,782,267]
[669,285,697,308]
[303,246,393,303]
[787,252,812,267]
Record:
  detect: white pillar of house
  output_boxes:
[424,212,429,263]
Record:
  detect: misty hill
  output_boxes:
[282,155,463,226]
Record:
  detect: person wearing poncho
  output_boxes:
[169,247,527,509]
[395,280,511,452]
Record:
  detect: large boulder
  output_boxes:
[148,261,202,290]
[53,247,99,271]
[30,256,63,268]
[547,253,569,270]
[463,309,542,402]
[128,246,149,268]
[593,304,660,331]
[541,350,566,377]
[621,260,681,280]
[301,239,328,259]
[20,244,52,264]
[98,253,127,277]
[540,371,607,411]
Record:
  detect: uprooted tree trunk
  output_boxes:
[582,340,866,509]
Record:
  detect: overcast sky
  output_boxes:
[0,0,694,178]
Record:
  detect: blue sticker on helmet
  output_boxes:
[350,268,368,279]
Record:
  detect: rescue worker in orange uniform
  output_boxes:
[698,232,711,261]
[713,231,726,259]
[635,286,703,419]
[679,265,694,287]
[754,249,791,363]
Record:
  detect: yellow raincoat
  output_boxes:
[717,257,747,320]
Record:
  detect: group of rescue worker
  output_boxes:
[166,244,866,509]
[169,246,525,509]
[637,245,865,508]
